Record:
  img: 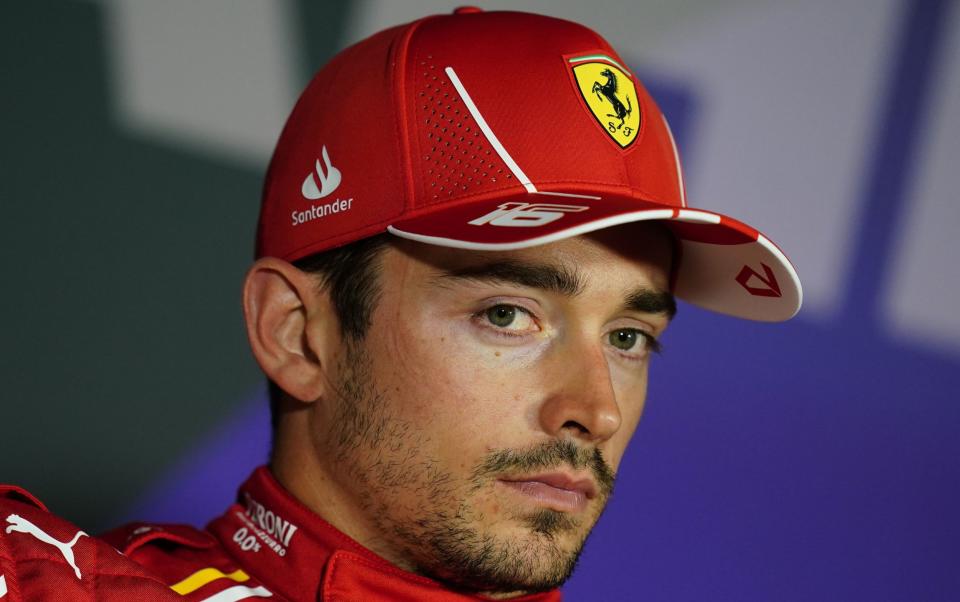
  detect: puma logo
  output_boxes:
[5,514,87,580]
[301,145,342,200]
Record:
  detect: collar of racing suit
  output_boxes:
[207,467,562,602]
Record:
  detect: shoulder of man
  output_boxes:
[101,518,278,601]
[0,484,276,601]
[0,484,176,600]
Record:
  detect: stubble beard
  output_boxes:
[326,342,616,596]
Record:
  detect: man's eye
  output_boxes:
[477,304,538,336]
[608,328,662,355]
[609,329,639,351]
[486,304,518,327]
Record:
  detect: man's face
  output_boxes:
[311,223,674,596]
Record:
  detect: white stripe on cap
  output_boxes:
[674,209,720,224]
[532,191,602,200]
[445,66,537,193]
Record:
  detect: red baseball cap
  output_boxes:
[256,8,802,321]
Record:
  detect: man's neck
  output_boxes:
[269,412,417,572]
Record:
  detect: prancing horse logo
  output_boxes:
[592,68,633,132]
[570,56,641,148]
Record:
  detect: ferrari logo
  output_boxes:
[571,57,640,148]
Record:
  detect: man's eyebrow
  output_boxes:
[626,287,677,320]
[434,260,676,319]
[434,260,585,297]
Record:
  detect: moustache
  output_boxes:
[473,439,615,498]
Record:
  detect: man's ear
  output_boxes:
[242,257,339,403]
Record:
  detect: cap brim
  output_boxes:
[388,193,801,322]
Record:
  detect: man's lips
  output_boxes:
[498,472,598,513]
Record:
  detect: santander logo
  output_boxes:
[301,145,341,200]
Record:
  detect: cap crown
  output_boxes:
[257,10,683,260]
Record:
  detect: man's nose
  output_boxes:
[538,338,622,443]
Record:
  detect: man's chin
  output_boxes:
[474,513,591,590]
[412,513,589,595]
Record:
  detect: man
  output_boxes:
[0,8,800,601]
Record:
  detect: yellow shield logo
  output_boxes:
[571,58,640,148]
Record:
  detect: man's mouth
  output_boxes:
[498,472,598,513]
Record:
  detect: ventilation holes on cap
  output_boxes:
[416,59,513,200]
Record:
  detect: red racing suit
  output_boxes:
[0,467,562,601]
